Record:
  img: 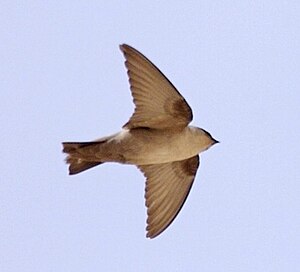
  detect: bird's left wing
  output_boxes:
[138,155,199,238]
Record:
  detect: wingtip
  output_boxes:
[119,43,129,52]
[119,44,125,51]
[146,231,155,239]
[119,44,137,54]
[146,230,162,239]
[145,224,163,239]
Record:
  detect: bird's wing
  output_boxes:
[120,44,193,130]
[138,155,199,238]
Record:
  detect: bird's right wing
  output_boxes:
[120,44,193,130]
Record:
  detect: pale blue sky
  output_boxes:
[1,1,299,271]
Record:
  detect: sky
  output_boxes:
[1,1,299,271]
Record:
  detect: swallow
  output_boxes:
[62,44,218,238]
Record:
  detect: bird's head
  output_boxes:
[193,127,219,152]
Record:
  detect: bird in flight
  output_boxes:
[62,44,218,238]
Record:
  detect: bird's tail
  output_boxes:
[62,142,103,175]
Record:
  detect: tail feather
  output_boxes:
[67,158,102,175]
[62,142,104,175]
[62,141,102,153]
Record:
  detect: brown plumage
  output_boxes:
[62,44,218,238]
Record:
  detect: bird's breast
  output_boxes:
[117,127,200,165]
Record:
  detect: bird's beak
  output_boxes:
[212,138,219,145]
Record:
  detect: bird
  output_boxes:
[62,44,218,239]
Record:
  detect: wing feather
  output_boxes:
[138,155,200,238]
[120,44,193,130]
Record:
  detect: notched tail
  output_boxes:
[62,142,103,175]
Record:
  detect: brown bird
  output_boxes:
[62,44,218,238]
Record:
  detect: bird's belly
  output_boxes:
[134,147,192,165]
[120,131,197,165]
